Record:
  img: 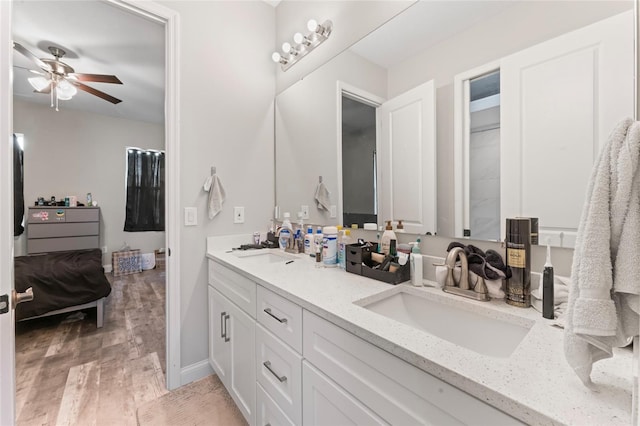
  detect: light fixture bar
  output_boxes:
[272,19,333,72]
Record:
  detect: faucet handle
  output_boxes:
[470,274,488,295]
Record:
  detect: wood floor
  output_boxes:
[15,268,170,425]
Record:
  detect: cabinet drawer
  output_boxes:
[28,222,99,238]
[208,260,256,318]
[27,236,99,255]
[256,324,302,425]
[303,310,522,425]
[257,286,302,353]
[256,383,295,426]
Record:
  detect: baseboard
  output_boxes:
[103,264,113,273]
[180,359,214,386]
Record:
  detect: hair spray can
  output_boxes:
[505,218,531,307]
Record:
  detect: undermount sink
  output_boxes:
[358,288,533,358]
[232,249,298,264]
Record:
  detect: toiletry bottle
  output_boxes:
[339,229,352,270]
[542,238,554,319]
[410,241,423,287]
[279,212,292,251]
[505,218,531,308]
[375,233,381,253]
[267,219,278,248]
[314,227,324,260]
[304,226,314,256]
[380,220,397,255]
[396,220,405,233]
[322,226,338,267]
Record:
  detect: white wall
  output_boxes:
[159,1,276,370]
[12,99,165,263]
[275,0,415,93]
[385,1,632,237]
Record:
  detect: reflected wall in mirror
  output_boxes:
[274,0,635,248]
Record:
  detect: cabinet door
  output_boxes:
[208,286,230,385]
[227,298,256,426]
[302,361,387,426]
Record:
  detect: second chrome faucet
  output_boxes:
[443,247,490,301]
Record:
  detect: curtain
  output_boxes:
[124,149,165,232]
[14,134,24,236]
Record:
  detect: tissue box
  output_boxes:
[112,249,142,276]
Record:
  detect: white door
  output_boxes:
[302,361,386,426]
[0,1,15,424]
[500,10,634,246]
[208,287,230,385]
[377,80,436,234]
[228,299,256,426]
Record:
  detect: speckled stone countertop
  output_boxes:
[207,236,632,426]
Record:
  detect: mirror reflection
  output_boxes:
[274,0,635,248]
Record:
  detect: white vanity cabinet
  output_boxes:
[208,261,256,425]
[303,310,523,426]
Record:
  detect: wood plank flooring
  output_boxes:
[15,269,169,425]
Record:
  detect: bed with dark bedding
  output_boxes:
[14,248,112,327]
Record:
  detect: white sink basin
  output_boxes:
[358,288,533,358]
[232,249,298,264]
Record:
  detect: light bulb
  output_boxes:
[56,79,77,100]
[28,76,50,92]
[271,52,281,63]
[293,32,304,44]
[282,42,292,53]
[307,19,318,32]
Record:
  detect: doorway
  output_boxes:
[341,95,378,228]
[1,1,181,423]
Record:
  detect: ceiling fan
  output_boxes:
[13,42,123,111]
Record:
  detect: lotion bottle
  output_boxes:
[542,238,555,319]
[380,220,397,255]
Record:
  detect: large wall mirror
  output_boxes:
[275,0,635,248]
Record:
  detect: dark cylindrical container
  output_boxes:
[505,218,531,307]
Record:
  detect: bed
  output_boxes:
[16,206,111,328]
[14,249,111,327]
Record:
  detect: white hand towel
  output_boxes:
[314,182,331,211]
[564,118,640,386]
[203,174,226,219]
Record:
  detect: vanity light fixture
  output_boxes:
[272,18,333,71]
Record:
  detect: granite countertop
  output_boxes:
[206,236,632,426]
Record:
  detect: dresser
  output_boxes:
[27,206,100,254]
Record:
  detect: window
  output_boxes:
[124,148,165,232]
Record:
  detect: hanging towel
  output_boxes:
[203,173,226,219]
[314,181,331,211]
[564,118,640,386]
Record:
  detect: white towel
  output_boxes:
[203,174,226,219]
[314,182,331,211]
[564,118,640,386]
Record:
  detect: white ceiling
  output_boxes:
[12,1,165,124]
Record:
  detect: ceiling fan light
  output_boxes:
[56,79,77,100]
[28,76,50,92]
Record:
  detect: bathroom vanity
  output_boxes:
[206,236,631,425]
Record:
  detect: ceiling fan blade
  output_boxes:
[69,73,122,84]
[13,42,52,73]
[72,81,122,104]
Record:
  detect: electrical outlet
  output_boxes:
[234,206,245,224]
[330,205,337,218]
[102,246,107,254]
[301,205,309,220]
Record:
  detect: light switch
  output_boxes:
[301,205,310,220]
[184,207,197,226]
[330,205,337,218]
[234,206,245,224]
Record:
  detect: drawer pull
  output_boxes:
[224,313,230,342]
[220,312,226,339]
[263,307,287,324]
[263,361,287,382]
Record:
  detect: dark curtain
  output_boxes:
[13,134,24,236]
[124,149,165,231]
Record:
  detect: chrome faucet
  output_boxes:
[442,247,489,301]
[275,226,297,254]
